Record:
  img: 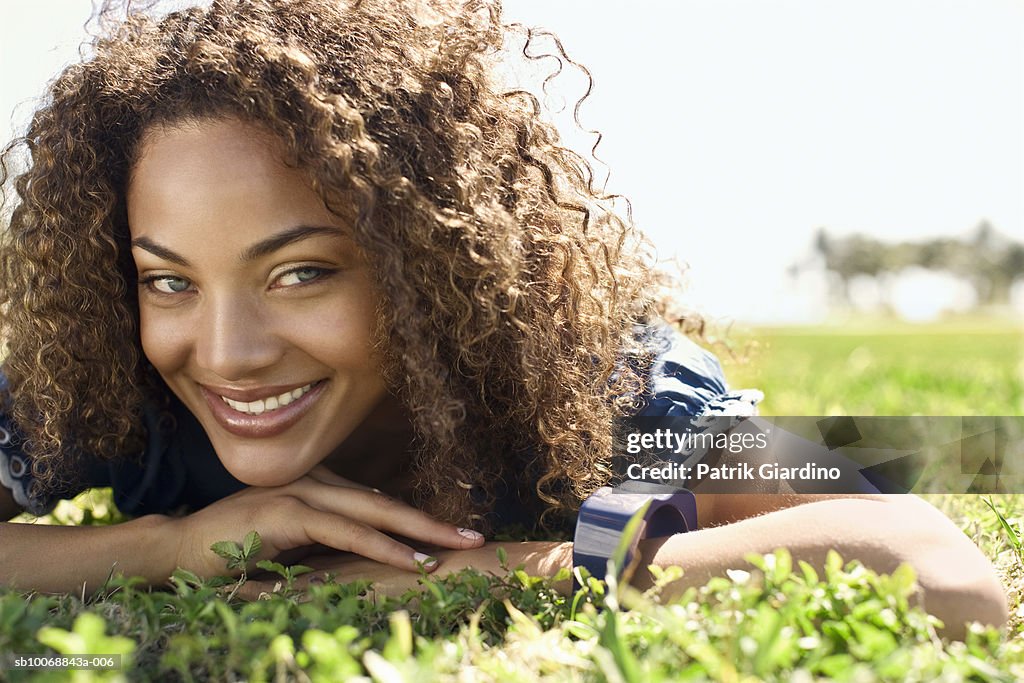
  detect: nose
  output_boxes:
[194,293,282,381]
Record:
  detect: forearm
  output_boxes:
[0,515,179,594]
[636,496,1008,638]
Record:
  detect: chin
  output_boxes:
[215,446,312,488]
[231,470,296,488]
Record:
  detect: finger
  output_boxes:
[288,478,485,550]
[299,507,442,574]
[272,544,330,566]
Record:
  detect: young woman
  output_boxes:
[0,0,1005,639]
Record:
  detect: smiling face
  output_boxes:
[127,117,392,487]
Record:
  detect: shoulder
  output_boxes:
[635,323,763,418]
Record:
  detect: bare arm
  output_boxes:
[667,444,1009,637]
[0,482,180,593]
[636,494,1008,640]
[0,514,179,594]
[0,466,485,595]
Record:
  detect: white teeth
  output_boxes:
[220,382,315,415]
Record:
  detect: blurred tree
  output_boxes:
[802,221,1023,311]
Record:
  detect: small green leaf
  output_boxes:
[744,552,768,572]
[171,568,204,588]
[205,575,234,588]
[824,549,843,579]
[242,530,262,559]
[797,560,819,585]
[513,569,531,587]
[983,497,1023,559]
[564,620,598,639]
[818,653,855,677]
[255,560,288,578]
[849,621,898,659]
[383,610,413,660]
[425,581,445,601]
[270,633,295,661]
[552,567,572,583]
[210,541,243,561]
[496,546,508,568]
[889,562,917,597]
[771,548,792,583]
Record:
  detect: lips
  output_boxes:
[199,380,327,438]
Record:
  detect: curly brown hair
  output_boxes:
[0,0,685,529]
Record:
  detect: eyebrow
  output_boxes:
[130,225,348,266]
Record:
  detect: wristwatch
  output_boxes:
[573,484,697,586]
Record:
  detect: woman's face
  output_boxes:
[127,117,390,487]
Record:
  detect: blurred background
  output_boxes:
[500,0,1023,327]
[2,0,1021,414]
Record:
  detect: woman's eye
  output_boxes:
[275,267,327,288]
[142,276,191,294]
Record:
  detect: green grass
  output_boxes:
[3,540,1017,682]
[721,321,1023,416]
[3,320,1023,681]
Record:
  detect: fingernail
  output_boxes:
[413,552,438,568]
[457,527,483,541]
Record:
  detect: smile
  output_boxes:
[219,382,316,415]
[199,380,327,438]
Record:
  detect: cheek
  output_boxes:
[138,307,191,374]
[297,282,384,371]
[305,306,379,367]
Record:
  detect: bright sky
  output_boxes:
[2,0,1021,322]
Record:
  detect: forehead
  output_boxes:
[129,118,292,208]
[126,118,348,244]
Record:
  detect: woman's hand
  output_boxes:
[167,465,485,579]
[237,541,574,600]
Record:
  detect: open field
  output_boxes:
[3,320,1023,681]
[721,320,1023,416]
